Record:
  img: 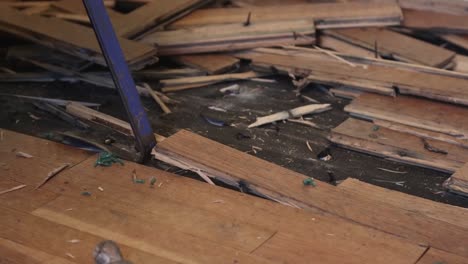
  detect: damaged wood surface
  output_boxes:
[0,6,157,69]
[65,102,134,136]
[237,47,468,105]
[445,163,468,197]
[169,2,403,29]
[324,28,455,67]
[0,129,431,264]
[142,20,316,55]
[344,93,468,146]
[329,118,468,173]
[154,129,468,259]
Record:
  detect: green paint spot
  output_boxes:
[95,152,123,167]
[134,179,145,184]
[303,177,316,187]
[150,177,157,187]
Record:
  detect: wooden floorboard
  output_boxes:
[324,28,455,67]
[0,6,157,69]
[329,118,468,173]
[237,47,468,106]
[155,129,468,258]
[344,93,468,146]
[338,178,468,230]
[168,2,403,29]
[0,129,430,263]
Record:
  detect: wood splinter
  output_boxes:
[0,184,27,196]
[35,163,70,189]
[142,83,172,114]
[248,104,331,128]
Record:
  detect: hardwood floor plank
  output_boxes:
[33,196,273,264]
[0,206,176,264]
[329,118,468,173]
[324,28,455,67]
[237,47,468,106]
[338,178,468,230]
[169,2,402,29]
[344,93,468,145]
[0,237,74,264]
[0,6,157,69]
[155,129,468,258]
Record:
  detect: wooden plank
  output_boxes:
[0,237,74,264]
[374,119,468,149]
[403,9,468,33]
[142,20,315,55]
[0,6,157,69]
[160,71,262,92]
[0,129,91,167]
[0,177,59,212]
[169,2,403,29]
[345,93,468,142]
[329,118,468,173]
[65,102,133,136]
[324,28,455,67]
[339,178,468,230]
[445,163,468,197]
[237,47,468,106]
[174,54,240,74]
[45,152,426,264]
[319,34,376,58]
[155,129,468,258]
[33,196,273,264]
[0,205,175,264]
[417,248,468,264]
[114,0,211,38]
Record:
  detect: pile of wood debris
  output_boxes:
[1,0,468,197]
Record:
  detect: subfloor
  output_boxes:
[1,77,468,208]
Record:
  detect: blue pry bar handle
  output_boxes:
[82,0,156,162]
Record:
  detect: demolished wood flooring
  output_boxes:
[1,129,468,263]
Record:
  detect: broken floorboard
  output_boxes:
[141,20,316,55]
[168,2,403,29]
[344,93,468,148]
[329,118,468,173]
[445,163,468,197]
[0,129,429,264]
[323,28,455,67]
[237,47,468,106]
[0,5,157,70]
[154,129,468,258]
[51,0,211,39]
